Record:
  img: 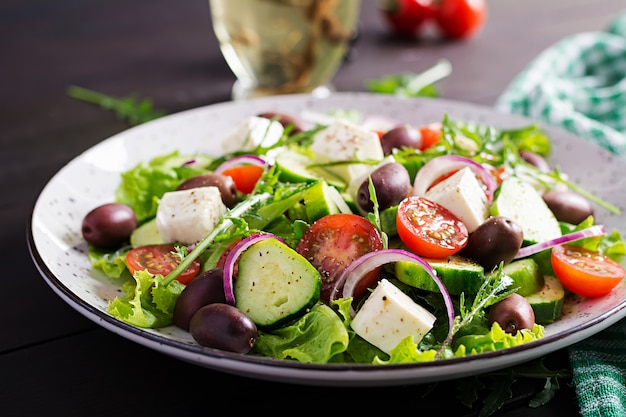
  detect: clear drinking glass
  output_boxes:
[209,0,361,100]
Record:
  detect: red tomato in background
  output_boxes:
[296,213,384,304]
[434,0,487,39]
[396,196,468,258]
[125,244,201,285]
[551,244,625,298]
[378,0,436,37]
[220,165,264,194]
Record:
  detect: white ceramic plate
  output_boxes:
[29,92,626,387]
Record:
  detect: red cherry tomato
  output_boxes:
[551,244,625,297]
[378,0,436,37]
[220,165,264,194]
[418,122,443,150]
[396,196,468,258]
[434,0,487,39]
[296,213,384,303]
[125,244,201,285]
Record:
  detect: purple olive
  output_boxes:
[81,203,137,248]
[380,124,422,155]
[189,303,257,353]
[173,268,227,331]
[488,293,535,335]
[542,190,594,225]
[176,173,238,208]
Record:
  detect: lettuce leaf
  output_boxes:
[253,303,349,363]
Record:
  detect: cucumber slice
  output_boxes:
[395,255,485,295]
[490,176,561,244]
[275,149,345,190]
[130,218,164,246]
[525,275,565,324]
[498,258,545,296]
[234,238,322,329]
[302,181,351,222]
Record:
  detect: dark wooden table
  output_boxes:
[4,0,624,415]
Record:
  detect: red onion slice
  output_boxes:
[214,154,269,175]
[222,233,277,305]
[413,155,497,201]
[330,249,455,332]
[514,224,606,260]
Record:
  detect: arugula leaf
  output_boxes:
[67,85,167,125]
[365,59,452,98]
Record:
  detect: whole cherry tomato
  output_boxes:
[434,0,487,39]
[378,0,436,37]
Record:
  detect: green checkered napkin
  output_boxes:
[496,11,626,417]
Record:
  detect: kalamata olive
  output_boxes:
[488,293,535,335]
[257,111,303,134]
[189,303,257,353]
[176,173,238,208]
[356,162,412,213]
[173,268,227,331]
[519,150,550,172]
[542,189,594,225]
[380,124,422,155]
[81,202,137,248]
[461,216,524,271]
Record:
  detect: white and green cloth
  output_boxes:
[497,10,626,417]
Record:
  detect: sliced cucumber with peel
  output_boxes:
[234,238,322,329]
[302,181,351,223]
[395,255,485,295]
[491,176,561,244]
[525,275,565,324]
[496,258,545,296]
[275,149,346,190]
[130,218,164,246]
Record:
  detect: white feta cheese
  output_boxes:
[350,278,436,355]
[424,166,489,232]
[156,186,228,245]
[221,116,284,154]
[310,119,384,184]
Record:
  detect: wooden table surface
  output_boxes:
[4,0,625,415]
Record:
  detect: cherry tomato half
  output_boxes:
[125,244,201,285]
[435,0,487,40]
[378,0,436,37]
[418,122,443,150]
[551,244,625,298]
[396,196,468,258]
[296,213,384,304]
[220,165,264,194]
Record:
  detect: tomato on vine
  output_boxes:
[377,0,436,37]
[434,0,487,39]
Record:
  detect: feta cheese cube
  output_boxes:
[350,278,436,354]
[221,116,284,154]
[424,166,489,232]
[156,186,227,244]
[310,119,384,184]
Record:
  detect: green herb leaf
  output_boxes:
[365,59,452,98]
[67,85,167,125]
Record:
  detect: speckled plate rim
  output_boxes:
[28,92,626,387]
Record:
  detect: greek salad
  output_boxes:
[82,108,626,364]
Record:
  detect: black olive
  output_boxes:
[356,162,412,213]
[519,150,550,172]
[380,125,422,155]
[189,303,257,353]
[461,216,524,271]
[488,293,535,335]
[542,190,594,225]
[173,268,227,331]
[257,111,303,134]
[81,203,137,248]
[177,173,238,208]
